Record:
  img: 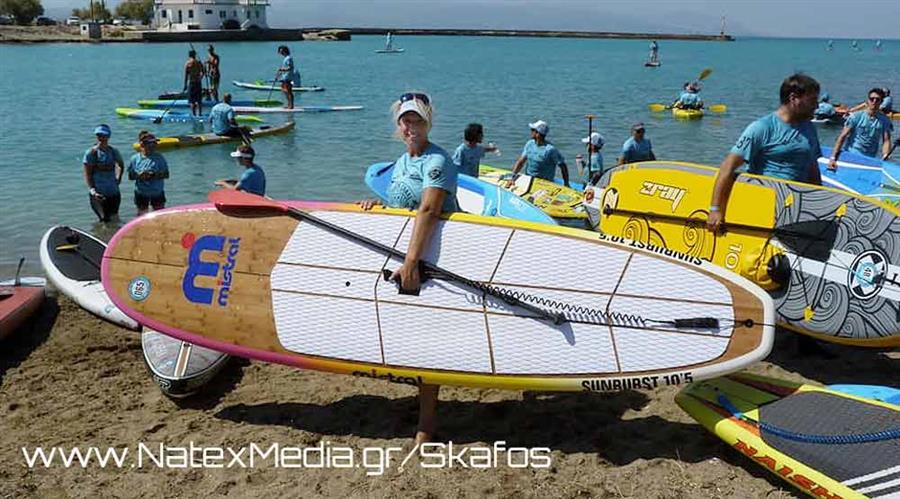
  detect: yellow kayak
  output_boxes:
[672,107,704,119]
[477,164,587,220]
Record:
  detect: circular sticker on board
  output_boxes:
[128,276,151,302]
[847,250,886,300]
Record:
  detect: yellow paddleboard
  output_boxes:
[478,164,587,220]
[583,161,900,347]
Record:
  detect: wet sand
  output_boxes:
[1,296,896,497]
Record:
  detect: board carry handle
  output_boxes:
[381,265,431,296]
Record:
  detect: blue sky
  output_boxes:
[43,0,900,39]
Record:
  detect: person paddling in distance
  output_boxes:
[208,93,250,142]
[215,144,266,196]
[508,120,570,187]
[128,131,170,216]
[576,131,606,186]
[814,91,838,120]
[829,88,893,165]
[358,92,458,444]
[618,123,656,166]
[276,45,296,110]
[183,49,206,116]
[707,73,823,233]
[205,44,221,102]
[452,123,498,177]
[83,124,124,223]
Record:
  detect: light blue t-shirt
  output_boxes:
[844,111,892,157]
[280,55,294,83]
[882,96,893,112]
[238,164,266,196]
[729,112,820,182]
[520,139,565,181]
[452,142,485,177]
[621,137,654,164]
[581,152,604,184]
[387,143,458,213]
[209,102,235,135]
[815,102,836,117]
[83,145,123,197]
[678,92,701,108]
[128,152,168,197]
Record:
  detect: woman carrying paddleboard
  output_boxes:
[83,124,124,222]
[359,92,458,444]
[707,73,823,232]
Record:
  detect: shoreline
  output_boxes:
[0,25,731,44]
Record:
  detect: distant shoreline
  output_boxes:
[0,25,731,44]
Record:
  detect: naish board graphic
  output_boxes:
[677,373,900,499]
[585,161,900,347]
[101,193,774,392]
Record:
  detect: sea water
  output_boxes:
[0,35,897,274]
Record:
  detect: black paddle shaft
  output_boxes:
[283,206,566,324]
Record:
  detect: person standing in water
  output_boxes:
[83,124,124,222]
[206,45,221,102]
[128,131,170,216]
[359,92,458,444]
[618,123,656,165]
[452,123,498,177]
[183,49,206,116]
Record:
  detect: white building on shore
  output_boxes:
[153,0,269,31]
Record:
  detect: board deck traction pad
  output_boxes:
[102,203,773,391]
[678,374,900,499]
[588,161,900,345]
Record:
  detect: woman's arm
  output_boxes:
[391,187,446,292]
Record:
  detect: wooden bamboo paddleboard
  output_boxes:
[584,161,900,347]
[101,198,774,392]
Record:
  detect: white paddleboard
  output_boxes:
[233,105,363,114]
[141,330,231,398]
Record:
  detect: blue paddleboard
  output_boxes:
[829,384,900,405]
[819,146,900,206]
[364,162,556,225]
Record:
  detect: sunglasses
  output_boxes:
[634,129,646,133]
[400,92,430,105]
[868,96,883,102]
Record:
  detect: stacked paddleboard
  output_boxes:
[478,164,587,220]
[365,162,556,225]
[232,80,325,93]
[115,108,262,124]
[39,226,228,397]
[101,195,774,391]
[137,98,282,109]
[677,373,900,499]
[584,161,900,347]
[819,146,900,208]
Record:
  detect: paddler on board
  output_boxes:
[358,92,458,444]
[707,73,822,233]
[208,93,251,143]
[673,81,704,110]
[829,87,894,165]
[508,120,571,187]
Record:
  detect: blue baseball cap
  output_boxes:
[94,124,111,136]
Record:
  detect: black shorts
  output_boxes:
[217,127,245,138]
[188,81,203,104]
[89,192,121,222]
[134,192,166,210]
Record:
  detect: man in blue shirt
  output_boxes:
[128,131,170,216]
[276,45,296,109]
[619,123,656,165]
[208,93,250,141]
[83,124,124,222]
[509,120,570,187]
[452,123,498,177]
[707,73,822,232]
[216,144,265,196]
[829,88,893,164]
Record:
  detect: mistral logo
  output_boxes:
[181,233,241,307]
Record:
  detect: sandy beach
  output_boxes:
[1,295,896,498]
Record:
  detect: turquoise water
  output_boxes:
[1,36,897,275]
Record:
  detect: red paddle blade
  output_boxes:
[208,189,288,213]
